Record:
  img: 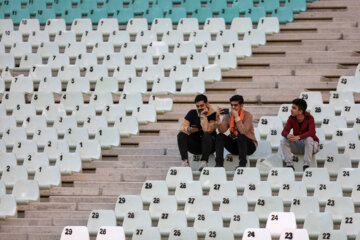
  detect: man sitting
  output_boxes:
[280,98,319,171]
[215,95,257,168]
[177,94,217,170]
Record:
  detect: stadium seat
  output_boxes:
[58,65,81,83]
[33,127,58,147]
[0,53,15,69]
[54,116,77,135]
[151,18,172,35]
[30,65,52,83]
[123,77,147,94]
[205,228,234,240]
[149,195,177,220]
[233,167,261,191]
[0,153,17,174]
[208,181,237,204]
[55,152,82,175]
[114,65,136,83]
[1,31,21,48]
[161,30,183,47]
[329,91,354,114]
[101,104,126,123]
[219,196,248,220]
[169,65,192,83]
[93,42,114,58]
[198,64,221,83]
[71,19,92,35]
[96,226,125,240]
[12,179,39,204]
[151,77,176,95]
[122,211,152,234]
[311,104,335,124]
[272,7,294,24]
[120,42,142,58]
[337,76,360,93]
[304,213,333,238]
[178,77,205,95]
[10,75,33,93]
[314,182,342,206]
[48,54,70,70]
[1,165,28,188]
[41,104,66,123]
[286,0,307,13]
[229,212,259,237]
[317,230,347,240]
[158,211,187,235]
[34,166,61,189]
[290,196,320,222]
[140,180,168,204]
[267,167,294,190]
[184,195,212,220]
[204,18,225,34]
[126,18,148,35]
[2,127,27,147]
[60,226,90,240]
[131,53,153,69]
[115,195,143,220]
[278,104,292,124]
[265,128,282,150]
[278,181,307,205]
[177,18,199,34]
[168,227,197,240]
[19,19,40,35]
[55,31,76,47]
[339,213,360,238]
[2,92,25,111]
[174,181,202,204]
[44,139,69,162]
[242,228,271,240]
[244,182,272,204]
[84,116,108,135]
[149,95,173,113]
[81,31,103,47]
[76,140,101,161]
[186,53,209,70]
[344,141,360,163]
[143,7,164,24]
[0,195,17,219]
[315,141,338,163]
[193,211,223,236]
[325,197,354,222]
[229,41,252,59]
[324,154,351,177]
[131,227,161,240]
[214,52,237,70]
[257,116,283,137]
[332,128,358,149]
[95,127,120,148]
[302,168,329,191]
[60,92,84,112]
[104,53,126,70]
[174,41,196,58]
[164,8,186,25]
[258,17,280,34]
[341,103,360,124]
[23,152,49,174]
[199,167,227,190]
[115,116,139,137]
[141,65,165,83]
[87,210,117,235]
[321,117,347,137]
[108,31,130,47]
[279,229,309,240]
[165,167,193,190]
[266,212,296,237]
[255,196,284,221]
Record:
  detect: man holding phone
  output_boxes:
[215,95,257,168]
[177,94,217,170]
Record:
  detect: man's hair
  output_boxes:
[229,95,244,105]
[194,94,208,103]
[292,98,307,114]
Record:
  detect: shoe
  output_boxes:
[303,165,309,171]
[287,165,295,171]
[215,162,224,167]
[198,161,208,171]
[182,160,190,167]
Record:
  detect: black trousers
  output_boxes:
[177,132,215,162]
[215,133,256,166]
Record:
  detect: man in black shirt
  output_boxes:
[177,94,217,170]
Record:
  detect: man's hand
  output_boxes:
[216,108,222,119]
[288,135,300,142]
[191,127,199,133]
[201,107,209,116]
[231,109,239,118]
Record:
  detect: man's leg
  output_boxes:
[200,132,214,162]
[177,132,190,165]
[304,137,318,167]
[215,133,233,166]
[236,134,250,167]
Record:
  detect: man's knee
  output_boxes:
[280,136,289,146]
[177,131,187,141]
[304,137,314,144]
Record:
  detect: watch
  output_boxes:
[187,126,191,133]
[199,114,206,119]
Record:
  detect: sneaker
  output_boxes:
[198,161,208,171]
[287,165,295,171]
[182,160,190,167]
[303,165,309,171]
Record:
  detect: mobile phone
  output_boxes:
[221,108,229,115]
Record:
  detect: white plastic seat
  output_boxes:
[166,167,193,190]
[314,182,342,206]
[89,92,113,112]
[324,154,351,177]
[33,127,58,147]
[45,19,66,35]
[0,195,17,219]
[109,31,130,47]
[216,29,238,46]
[205,228,234,240]
[12,180,39,204]
[96,226,125,240]
[47,54,70,70]
[0,153,17,174]
[243,29,266,46]
[114,116,139,137]
[340,213,360,238]
[337,168,360,192]
[75,53,98,70]
[95,127,120,149]
[321,116,347,137]
[341,103,360,124]
[178,77,205,95]
[278,181,307,205]
[151,77,176,95]
[149,195,177,220]
[290,196,320,222]
[93,42,114,58]
[150,18,172,35]
[64,127,88,147]
[10,75,33,93]
[28,31,49,47]
[126,18,148,35]
[198,64,221,83]
[266,212,296,238]
[146,41,168,57]
[131,53,153,70]
[199,167,226,190]
[0,19,14,35]
[184,195,212,220]
[214,52,237,70]
[244,182,272,205]
[177,18,199,34]
[123,211,152,235]
[115,195,143,220]
[23,152,49,174]
[38,42,59,58]
[317,230,347,240]
[194,211,223,236]
[325,197,354,222]
[123,77,147,94]
[304,213,333,238]
[34,166,61,189]
[12,104,36,123]
[233,167,260,191]
[54,116,78,135]
[66,77,90,93]
[186,53,208,70]
[103,53,125,70]
[302,168,329,191]
[58,65,80,83]
[18,54,42,70]
[30,64,52,83]
[85,65,108,84]
[278,104,292,124]
[169,65,192,83]
[1,31,22,48]
[242,228,271,240]
[315,141,338,163]
[158,53,181,70]
[2,127,27,147]
[55,31,76,47]
[0,54,14,70]
[208,181,237,204]
[344,141,360,163]
[41,104,66,123]
[231,17,253,35]
[230,41,252,58]
[265,128,282,150]
[44,139,69,162]
[72,104,95,123]
[87,210,116,235]
[141,65,164,83]
[255,196,284,221]
[257,17,280,34]
[140,180,168,204]
[162,30,183,46]
[174,181,202,204]
[279,229,309,240]
[189,30,211,47]
[131,227,160,240]
[76,140,101,161]
[257,116,283,137]
[102,104,126,123]
[337,76,360,93]
[201,41,223,58]
[173,41,196,58]
[204,18,225,34]
[84,116,108,135]
[114,65,136,83]
[329,91,354,113]
[2,92,25,111]
[311,104,335,124]
[332,128,358,149]
[60,92,84,112]
[136,30,157,46]
[19,19,40,35]
[60,226,89,240]
[55,152,82,175]
[1,164,28,188]
[97,18,118,35]
[219,196,247,221]
[267,167,294,190]
[299,91,323,110]
[230,212,259,237]
[71,19,92,35]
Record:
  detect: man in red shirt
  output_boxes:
[280,98,319,171]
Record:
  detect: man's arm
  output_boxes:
[180,119,191,135]
[299,117,316,140]
[281,117,292,138]
[200,117,217,133]
[235,112,253,135]
[217,114,229,133]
